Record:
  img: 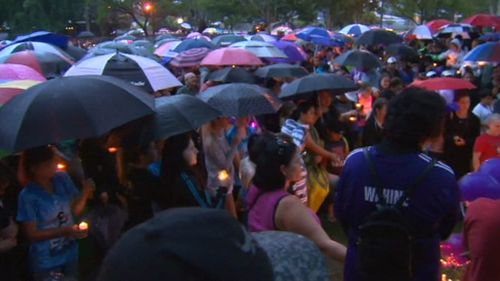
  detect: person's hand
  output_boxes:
[454,136,466,146]
[67,225,88,240]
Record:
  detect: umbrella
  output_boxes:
[88,41,154,58]
[155,34,176,42]
[132,40,154,52]
[63,45,88,61]
[199,83,281,117]
[0,41,73,61]
[9,31,69,49]
[115,35,136,41]
[334,50,382,69]
[463,42,500,63]
[202,27,219,35]
[356,29,402,46]
[255,63,308,78]
[154,38,179,48]
[270,41,307,63]
[229,41,287,58]
[271,26,293,36]
[385,43,418,59]
[154,40,182,57]
[280,73,358,100]
[404,25,433,40]
[479,32,500,41]
[173,39,215,53]
[170,47,210,68]
[0,50,74,78]
[77,31,96,39]
[281,33,298,41]
[186,32,211,41]
[0,64,46,82]
[339,24,370,37]
[296,27,330,42]
[0,75,155,152]
[201,48,263,66]
[212,34,247,47]
[206,67,255,84]
[64,52,181,93]
[436,24,475,37]
[181,23,192,30]
[409,77,476,91]
[426,19,453,34]
[154,95,221,139]
[251,33,277,42]
[0,80,41,106]
[459,172,500,201]
[462,14,500,29]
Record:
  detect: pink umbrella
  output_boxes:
[154,40,182,57]
[200,48,263,66]
[0,64,46,82]
[170,47,210,68]
[186,32,211,41]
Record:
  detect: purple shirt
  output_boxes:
[335,147,460,281]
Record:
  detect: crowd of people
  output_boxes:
[0,25,499,281]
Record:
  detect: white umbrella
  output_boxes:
[405,25,433,40]
[229,41,287,58]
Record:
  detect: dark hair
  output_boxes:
[160,133,193,188]
[389,77,403,88]
[19,146,55,184]
[384,87,446,150]
[290,101,315,121]
[478,89,492,100]
[454,91,470,102]
[250,133,297,191]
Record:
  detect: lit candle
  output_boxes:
[108,147,118,153]
[441,274,447,281]
[57,163,66,171]
[355,103,362,110]
[78,221,88,231]
[218,170,229,182]
[349,116,357,122]
[433,63,437,67]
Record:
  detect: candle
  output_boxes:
[57,163,66,171]
[78,221,88,231]
[355,103,362,110]
[349,116,357,122]
[218,170,229,182]
[107,147,118,153]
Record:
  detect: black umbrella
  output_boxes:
[77,31,96,39]
[198,83,282,117]
[207,67,255,83]
[356,29,402,46]
[0,75,155,152]
[385,43,418,59]
[155,95,221,139]
[280,73,358,100]
[212,34,247,47]
[63,45,88,61]
[255,63,308,78]
[334,50,382,69]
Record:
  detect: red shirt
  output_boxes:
[473,133,500,164]
[463,198,500,281]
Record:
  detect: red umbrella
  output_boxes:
[426,19,453,34]
[0,80,42,106]
[0,50,74,78]
[463,14,500,29]
[281,33,298,41]
[200,48,263,66]
[409,77,476,91]
[0,64,46,82]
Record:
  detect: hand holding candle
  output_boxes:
[218,170,231,187]
[78,221,88,231]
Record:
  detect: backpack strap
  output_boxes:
[395,157,437,208]
[363,147,387,206]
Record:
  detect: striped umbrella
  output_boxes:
[0,41,73,61]
[65,52,181,93]
[426,19,453,34]
[436,24,475,37]
[251,33,277,42]
[339,24,370,37]
[0,50,74,78]
[154,40,182,57]
[170,47,210,67]
[0,80,42,106]
[201,48,263,66]
[404,25,433,40]
[463,42,500,63]
[0,64,46,82]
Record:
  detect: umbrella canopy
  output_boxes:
[280,73,358,100]
[90,41,153,58]
[334,50,382,69]
[199,83,281,118]
[212,34,247,47]
[0,41,73,61]
[173,39,215,53]
[115,35,136,41]
[405,25,433,40]
[479,32,500,41]
[436,24,475,37]
[271,26,293,36]
[170,47,210,68]
[63,45,88,61]
[281,33,298,41]
[0,75,155,152]
[251,33,277,42]
[339,24,370,37]
[385,43,418,59]
[9,31,69,49]
[270,41,307,63]
[154,38,179,49]
[0,50,74,78]
[154,40,182,57]
[77,31,96,39]
[459,172,500,201]
[426,19,453,34]
[154,95,221,139]
[296,27,330,41]
[229,41,287,58]
[65,52,181,93]
[463,42,500,62]
[206,67,255,84]
[0,64,46,81]
[155,34,176,42]
[201,48,263,66]
[255,63,308,78]
[0,80,41,106]
[462,14,500,29]
[409,77,476,91]
[132,40,154,52]
[186,32,211,41]
[356,29,402,46]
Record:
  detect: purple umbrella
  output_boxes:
[479,158,500,182]
[170,47,210,68]
[270,41,307,63]
[459,172,500,201]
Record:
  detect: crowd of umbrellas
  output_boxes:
[0,14,499,157]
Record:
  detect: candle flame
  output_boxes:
[108,147,118,153]
[57,163,66,171]
[218,170,229,181]
[78,221,88,231]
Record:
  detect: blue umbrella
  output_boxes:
[7,31,69,49]
[270,41,307,63]
[296,27,329,42]
[463,42,500,62]
[309,35,345,47]
[173,39,215,53]
[479,32,500,41]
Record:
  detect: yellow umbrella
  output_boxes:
[0,80,42,105]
